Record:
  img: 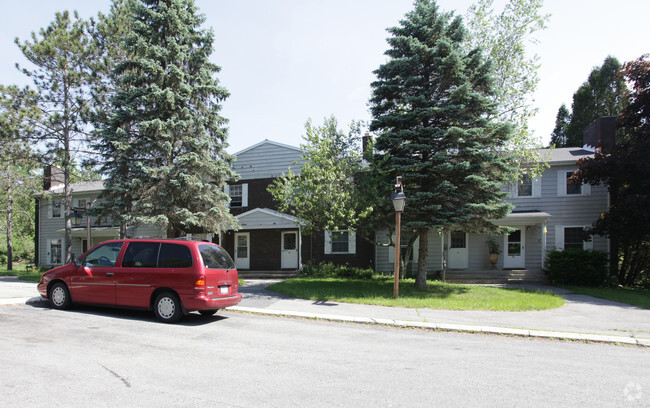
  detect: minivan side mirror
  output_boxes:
[74,258,83,267]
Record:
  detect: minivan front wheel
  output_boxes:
[50,282,72,310]
[153,292,182,323]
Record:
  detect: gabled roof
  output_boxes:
[236,208,302,229]
[233,139,301,157]
[46,180,105,195]
[536,147,594,166]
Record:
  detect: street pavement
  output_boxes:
[3,276,649,346]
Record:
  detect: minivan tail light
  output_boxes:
[194,275,206,290]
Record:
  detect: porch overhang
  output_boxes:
[493,210,551,226]
[56,226,120,239]
[236,208,302,230]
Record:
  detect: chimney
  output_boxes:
[43,165,64,190]
[362,133,373,161]
[583,117,616,152]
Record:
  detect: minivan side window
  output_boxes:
[84,242,124,267]
[199,244,235,269]
[122,242,160,268]
[159,243,193,268]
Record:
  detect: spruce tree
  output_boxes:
[369,0,515,287]
[550,103,571,147]
[96,0,237,237]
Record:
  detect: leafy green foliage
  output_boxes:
[94,0,237,237]
[563,56,627,147]
[300,261,374,280]
[545,249,609,286]
[574,54,650,286]
[369,0,516,287]
[268,117,373,235]
[465,0,550,176]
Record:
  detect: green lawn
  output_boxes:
[564,285,650,309]
[267,277,565,311]
[0,264,44,282]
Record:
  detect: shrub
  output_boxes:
[300,261,374,279]
[545,249,609,286]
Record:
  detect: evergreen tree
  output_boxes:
[15,11,95,263]
[369,0,515,288]
[550,103,571,147]
[564,56,627,147]
[96,0,237,237]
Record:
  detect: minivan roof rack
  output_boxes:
[173,236,211,242]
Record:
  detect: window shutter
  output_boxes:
[242,183,249,207]
[412,236,420,262]
[582,183,591,196]
[557,171,566,196]
[388,232,395,262]
[509,183,517,199]
[584,235,593,250]
[324,231,332,254]
[348,231,356,254]
[555,225,564,249]
[532,177,542,197]
[224,185,230,207]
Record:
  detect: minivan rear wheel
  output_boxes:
[153,292,182,323]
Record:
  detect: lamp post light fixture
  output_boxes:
[391,176,406,299]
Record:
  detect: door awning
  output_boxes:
[492,210,551,226]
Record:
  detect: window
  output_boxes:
[229,185,242,207]
[331,231,349,253]
[200,245,235,269]
[518,175,533,197]
[566,171,581,195]
[50,240,62,264]
[83,242,123,267]
[77,199,87,209]
[325,230,356,254]
[283,232,297,250]
[564,227,585,249]
[450,231,466,249]
[123,242,160,268]
[159,243,193,268]
[51,200,62,218]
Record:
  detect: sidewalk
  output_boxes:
[233,279,650,347]
[3,276,649,346]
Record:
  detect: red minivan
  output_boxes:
[37,238,242,323]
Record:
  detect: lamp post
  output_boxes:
[391,176,406,299]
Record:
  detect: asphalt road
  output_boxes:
[1,304,648,407]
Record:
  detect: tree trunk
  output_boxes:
[6,161,13,270]
[415,228,428,288]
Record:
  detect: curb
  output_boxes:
[228,306,650,347]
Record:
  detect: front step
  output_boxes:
[237,270,299,279]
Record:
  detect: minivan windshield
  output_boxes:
[199,244,236,269]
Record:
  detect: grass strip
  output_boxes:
[267,277,565,311]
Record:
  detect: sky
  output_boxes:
[0,0,649,155]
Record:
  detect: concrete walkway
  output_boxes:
[4,276,649,347]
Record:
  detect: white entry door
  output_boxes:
[234,232,250,269]
[448,231,468,269]
[281,231,299,269]
[503,227,525,269]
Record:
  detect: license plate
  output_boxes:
[220,286,229,294]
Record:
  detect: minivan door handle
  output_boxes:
[106,272,114,277]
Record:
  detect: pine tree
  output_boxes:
[96,0,237,237]
[369,0,515,288]
[15,11,95,263]
[550,103,571,147]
